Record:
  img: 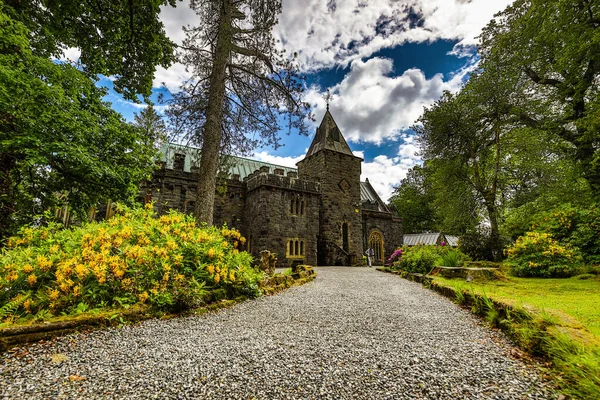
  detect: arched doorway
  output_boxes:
[369,230,384,263]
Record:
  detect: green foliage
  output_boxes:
[505,232,582,278]
[458,230,511,262]
[0,292,30,320]
[0,5,163,240]
[393,245,439,274]
[529,203,600,264]
[393,245,469,274]
[0,205,262,320]
[479,0,600,197]
[434,249,465,268]
[390,165,438,233]
[6,0,176,100]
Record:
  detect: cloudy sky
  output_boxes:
[100,0,513,201]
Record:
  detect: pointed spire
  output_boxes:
[304,109,358,159]
[324,89,332,111]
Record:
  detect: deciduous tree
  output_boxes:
[480,0,600,197]
[0,2,175,241]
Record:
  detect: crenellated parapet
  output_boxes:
[245,171,320,194]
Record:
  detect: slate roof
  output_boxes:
[403,233,442,246]
[360,180,389,213]
[305,110,360,159]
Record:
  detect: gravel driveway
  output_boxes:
[1,267,554,399]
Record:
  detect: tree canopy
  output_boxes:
[0,1,176,241]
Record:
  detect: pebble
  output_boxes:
[0,267,556,399]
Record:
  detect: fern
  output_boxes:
[0,292,31,320]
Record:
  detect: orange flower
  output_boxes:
[138,291,149,303]
[27,273,37,286]
[49,289,60,301]
[23,264,34,274]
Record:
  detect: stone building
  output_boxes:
[140,111,403,266]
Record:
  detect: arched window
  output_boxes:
[369,231,385,263]
[342,222,349,253]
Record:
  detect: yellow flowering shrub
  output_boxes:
[0,204,262,319]
[505,232,583,277]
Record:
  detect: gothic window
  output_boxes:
[174,153,185,171]
[369,231,385,263]
[287,238,305,258]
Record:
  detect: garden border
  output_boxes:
[0,267,316,352]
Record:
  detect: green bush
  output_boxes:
[393,245,468,274]
[0,204,262,321]
[505,232,583,277]
[530,203,600,264]
[434,249,467,268]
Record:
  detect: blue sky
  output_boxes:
[67,0,513,201]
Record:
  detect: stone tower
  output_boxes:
[297,110,363,265]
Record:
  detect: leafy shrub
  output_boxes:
[0,204,262,320]
[434,249,466,268]
[505,232,583,277]
[530,203,600,264]
[391,244,470,273]
[458,229,511,261]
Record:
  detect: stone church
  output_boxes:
[140,111,403,267]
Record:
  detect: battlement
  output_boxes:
[246,172,320,194]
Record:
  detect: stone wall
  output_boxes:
[243,173,319,267]
[362,211,403,265]
[297,150,363,265]
[140,166,198,215]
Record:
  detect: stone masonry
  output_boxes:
[141,111,403,267]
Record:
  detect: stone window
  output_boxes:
[287,238,305,258]
[290,197,305,216]
[174,153,185,171]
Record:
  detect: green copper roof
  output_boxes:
[161,143,297,180]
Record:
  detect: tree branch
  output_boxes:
[231,44,274,72]
[522,66,563,87]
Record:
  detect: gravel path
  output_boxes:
[1,267,555,399]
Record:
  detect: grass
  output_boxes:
[432,273,600,398]
[434,275,600,337]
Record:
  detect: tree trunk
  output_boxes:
[195,0,233,226]
[484,197,502,262]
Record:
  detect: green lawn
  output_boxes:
[433,275,600,338]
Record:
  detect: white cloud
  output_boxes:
[159,2,198,46]
[153,63,192,92]
[253,151,306,168]
[306,56,476,144]
[59,47,81,63]
[277,0,512,71]
[360,133,422,202]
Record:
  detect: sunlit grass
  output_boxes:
[434,275,600,337]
